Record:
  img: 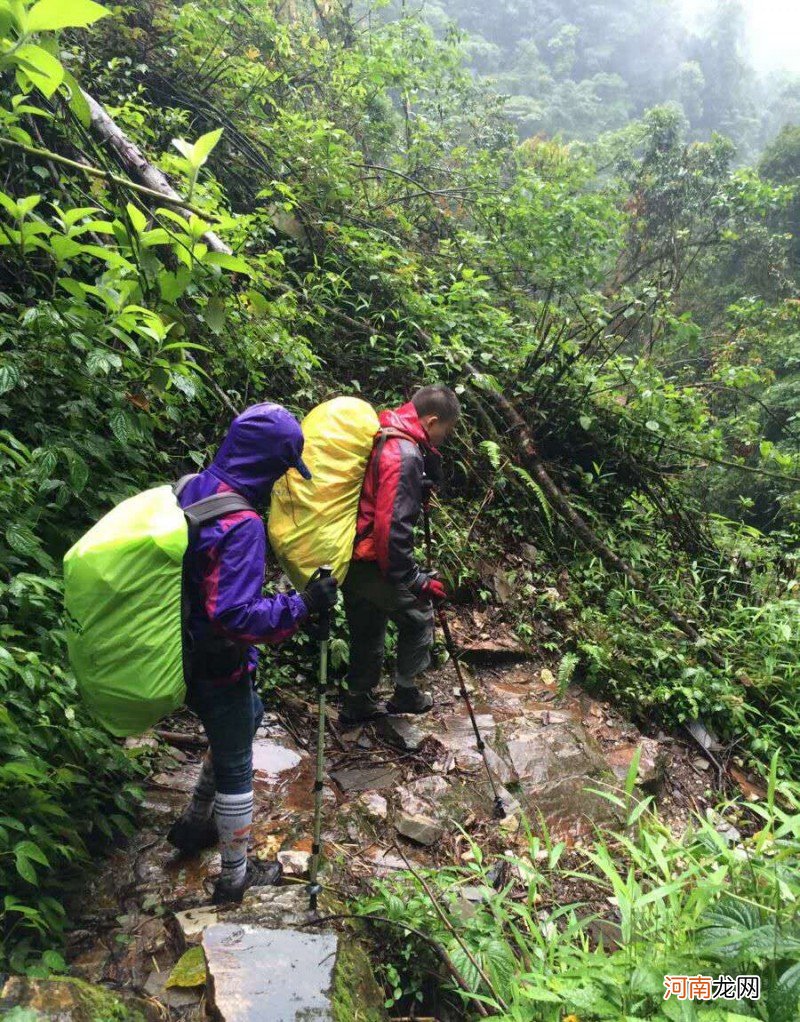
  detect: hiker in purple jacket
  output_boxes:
[167,403,338,904]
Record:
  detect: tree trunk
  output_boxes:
[466,364,726,669]
[82,89,231,255]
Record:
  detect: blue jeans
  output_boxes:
[186,674,264,795]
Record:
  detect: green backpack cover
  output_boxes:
[64,480,252,737]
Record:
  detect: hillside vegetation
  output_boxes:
[2,0,800,997]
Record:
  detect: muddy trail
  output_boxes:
[42,618,732,1021]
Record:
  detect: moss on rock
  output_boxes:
[0,976,157,1022]
[331,939,387,1022]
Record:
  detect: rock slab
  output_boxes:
[203,923,338,1021]
[0,976,158,1021]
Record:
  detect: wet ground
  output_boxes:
[59,640,740,1019]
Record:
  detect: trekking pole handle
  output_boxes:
[316,564,334,642]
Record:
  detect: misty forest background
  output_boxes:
[4,0,800,1016]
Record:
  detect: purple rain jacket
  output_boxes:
[178,403,310,684]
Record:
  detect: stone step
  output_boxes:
[203,923,338,1022]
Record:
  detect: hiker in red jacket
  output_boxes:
[341,385,461,726]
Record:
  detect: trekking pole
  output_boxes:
[308,565,333,913]
[421,501,506,821]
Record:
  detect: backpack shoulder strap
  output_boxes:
[173,473,197,497]
[183,491,256,528]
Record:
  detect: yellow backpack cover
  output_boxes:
[269,396,379,588]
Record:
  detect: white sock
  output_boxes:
[184,757,216,823]
[214,790,253,886]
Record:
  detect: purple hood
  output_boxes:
[201,402,306,506]
[177,402,309,683]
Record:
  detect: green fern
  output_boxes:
[509,464,553,527]
[557,651,579,696]
[479,439,502,470]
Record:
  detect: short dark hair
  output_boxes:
[412,384,461,423]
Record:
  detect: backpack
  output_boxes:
[269,396,380,589]
[63,477,253,737]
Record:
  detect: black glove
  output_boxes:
[301,574,339,614]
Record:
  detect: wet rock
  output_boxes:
[0,976,158,1021]
[378,715,426,751]
[606,739,666,792]
[355,791,388,821]
[174,905,219,944]
[458,637,530,665]
[143,967,202,1008]
[506,721,606,785]
[504,721,620,838]
[69,946,109,984]
[411,772,450,795]
[203,923,338,1021]
[364,849,409,873]
[434,712,497,753]
[251,738,304,779]
[396,775,455,819]
[331,764,401,792]
[278,849,312,876]
[125,735,159,751]
[227,884,310,929]
[395,811,444,846]
[151,763,200,791]
[685,719,722,753]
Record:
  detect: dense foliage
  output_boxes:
[421,0,800,157]
[359,755,800,1021]
[2,0,800,982]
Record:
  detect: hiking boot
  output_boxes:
[211,859,283,906]
[386,685,434,715]
[167,815,219,854]
[339,691,388,727]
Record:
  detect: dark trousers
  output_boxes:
[186,674,264,795]
[343,560,433,693]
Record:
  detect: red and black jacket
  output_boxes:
[353,402,441,590]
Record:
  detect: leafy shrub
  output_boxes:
[357,755,800,1020]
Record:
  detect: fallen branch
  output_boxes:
[466,364,726,670]
[80,89,232,254]
[0,137,221,222]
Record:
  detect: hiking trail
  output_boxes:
[8,607,733,1022]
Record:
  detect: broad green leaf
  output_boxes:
[27,0,109,32]
[166,945,206,988]
[62,70,91,126]
[62,448,89,492]
[171,137,195,162]
[109,407,132,444]
[126,203,147,234]
[17,195,41,216]
[203,251,252,275]
[14,840,49,867]
[5,522,42,558]
[191,127,223,166]
[14,44,64,97]
[0,363,20,394]
[14,852,37,885]
[203,296,226,334]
